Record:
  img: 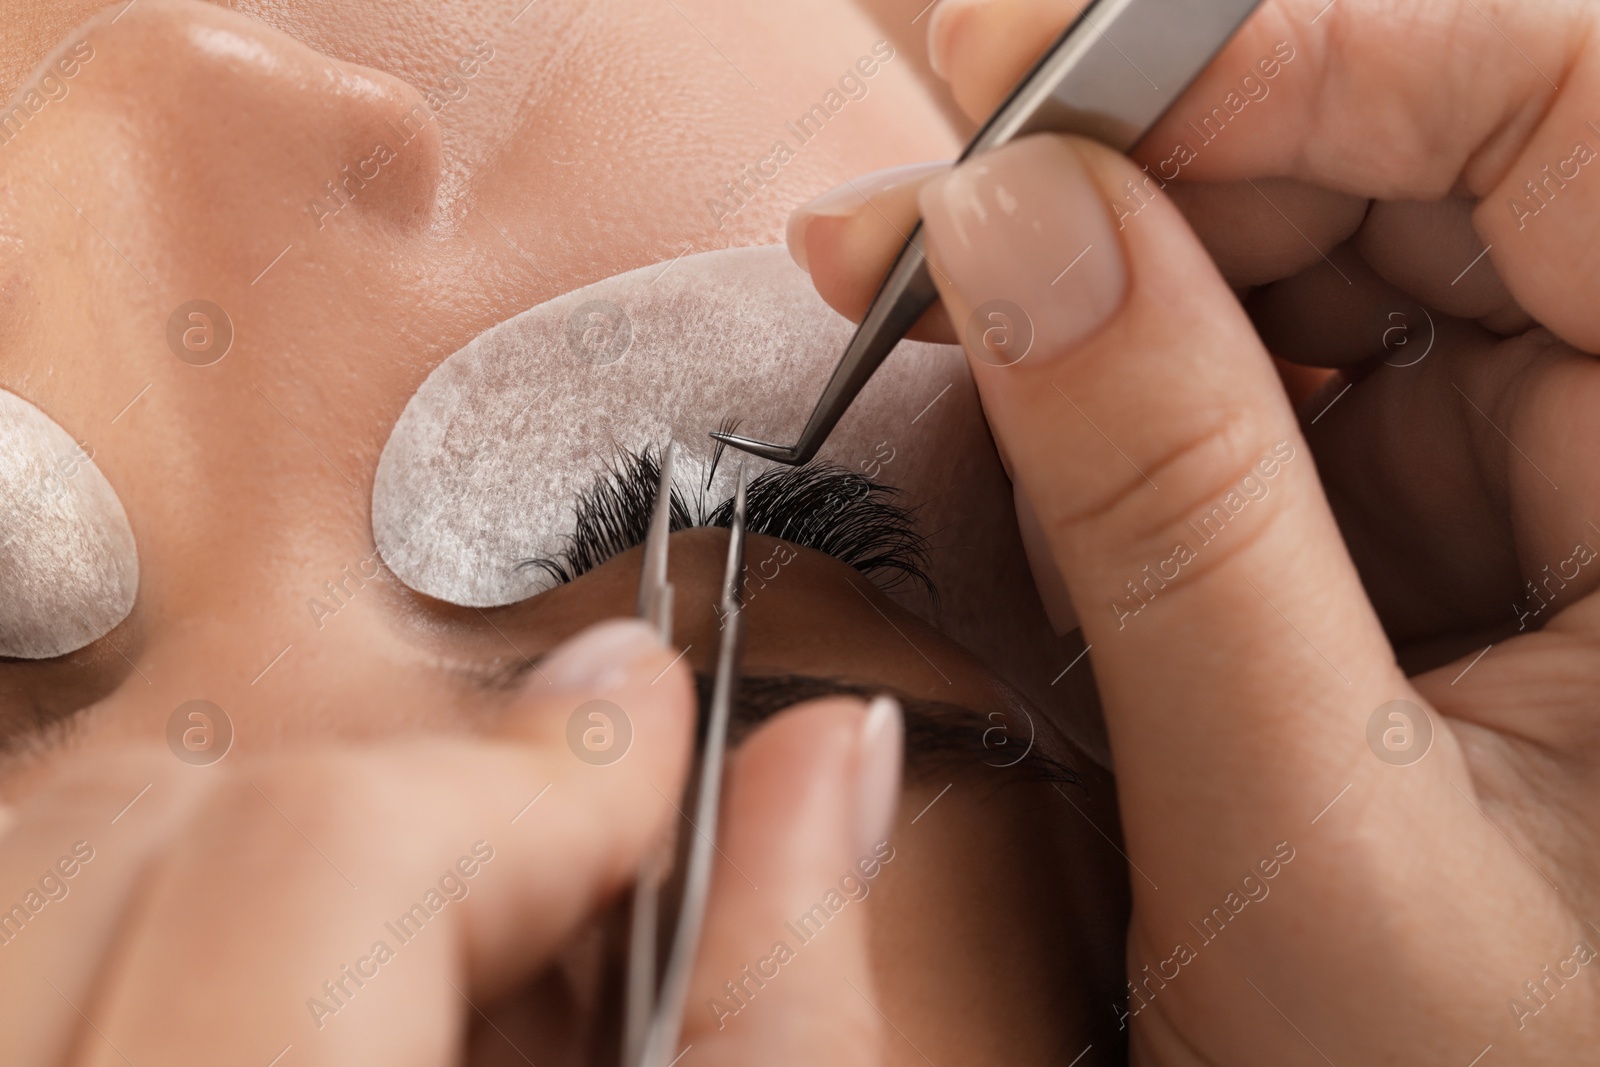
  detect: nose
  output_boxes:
[0,0,455,761]
[27,0,442,251]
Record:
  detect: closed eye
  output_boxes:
[515,441,936,603]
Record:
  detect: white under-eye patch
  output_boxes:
[372,245,966,608]
[0,389,138,658]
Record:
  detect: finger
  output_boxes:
[788,161,956,343]
[915,129,1414,913]
[1246,241,1429,367]
[0,751,212,1067]
[927,0,1600,349]
[1303,319,1600,670]
[76,618,697,1067]
[926,0,1081,122]
[1164,178,1369,288]
[797,168,1371,321]
[915,131,1577,1061]
[793,134,1368,322]
[1352,196,1529,329]
[685,695,902,1067]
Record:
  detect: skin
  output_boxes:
[796,0,1600,1062]
[0,0,1126,1065]
[22,0,1596,1060]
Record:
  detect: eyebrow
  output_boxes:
[466,652,1080,785]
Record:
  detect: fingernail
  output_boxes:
[918,136,1127,363]
[1014,481,1079,634]
[539,618,665,692]
[787,160,949,272]
[854,695,903,855]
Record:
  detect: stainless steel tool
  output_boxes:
[711,0,1265,465]
[623,442,748,1067]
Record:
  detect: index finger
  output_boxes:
[929,0,1600,348]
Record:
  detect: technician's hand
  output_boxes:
[795,0,1600,1062]
[0,618,899,1067]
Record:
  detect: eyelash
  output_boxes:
[516,440,934,599]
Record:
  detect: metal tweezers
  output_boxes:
[711,0,1265,466]
[622,441,746,1067]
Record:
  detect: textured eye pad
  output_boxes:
[372,245,960,609]
[0,389,138,658]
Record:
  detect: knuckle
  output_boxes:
[1051,414,1301,585]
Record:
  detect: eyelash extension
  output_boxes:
[517,446,694,585]
[518,438,934,598]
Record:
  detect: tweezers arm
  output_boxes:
[713,0,1265,466]
[965,0,1266,155]
[779,224,939,466]
[634,470,749,1067]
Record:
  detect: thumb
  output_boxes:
[915,134,1417,905]
[681,695,902,1067]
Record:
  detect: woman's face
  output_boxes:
[0,0,1127,1060]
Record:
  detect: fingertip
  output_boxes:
[722,694,904,872]
[686,694,897,1061]
[853,695,903,856]
[730,695,865,798]
[787,185,862,276]
[928,0,1078,122]
[925,0,977,82]
[805,213,873,319]
[917,134,1131,365]
[725,699,842,822]
[499,618,696,772]
[537,617,667,693]
[786,161,949,320]
[785,209,812,274]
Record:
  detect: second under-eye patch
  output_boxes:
[0,388,138,659]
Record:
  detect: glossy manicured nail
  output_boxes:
[539,618,666,692]
[787,160,949,272]
[918,136,1127,364]
[854,695,904,854]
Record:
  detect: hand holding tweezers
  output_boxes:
[712,0,1265,466]
[622,442,748,1067]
